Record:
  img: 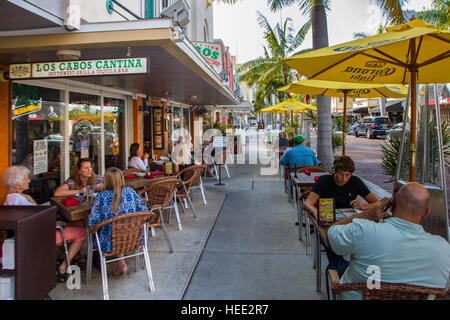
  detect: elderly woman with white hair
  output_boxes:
[2,165,87,282]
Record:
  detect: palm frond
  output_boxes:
[214,0,242,3]
[267,0,297,12]
[257,11,284,57]
[276,23,289,54]
[373,0,408,26]
[237,57,274,73]
[288,47,313,58]
[417,9,449,29]
[297,0,332,16]
[353,32,369,39]
[288,20,311,52]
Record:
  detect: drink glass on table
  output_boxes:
[87,186,94,203]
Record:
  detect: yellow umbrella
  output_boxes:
[263,99,316,125]
[283,19,450,181]
[260,105,279,113]
[278,80,407,155]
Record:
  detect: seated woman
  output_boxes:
[54,158,103,197]
[88,167,149,276]
[2,165,87,282]
[128,143,149,171]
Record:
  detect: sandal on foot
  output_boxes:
[56,263,67,283]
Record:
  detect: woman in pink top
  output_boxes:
[2,165,86,282]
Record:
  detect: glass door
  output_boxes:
[69,92,101,174]
[11,83,66,203]
[104,97,124,169]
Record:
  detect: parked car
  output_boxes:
[386,122,410,140]
[347,121,361,135]
[355,116,392,139]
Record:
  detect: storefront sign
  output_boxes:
[9,58,148,79]
[33,140,48,175]
[9,64,31,79]
[193,41,223,74]
[13,100,42,119]
[213,136,227,148]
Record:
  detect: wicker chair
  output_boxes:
[328,269,448,300]
[177,165,207,205]
[150,178,184,231]
[137,185,174,253]
[89,210,158,300]
[175,169,200,219]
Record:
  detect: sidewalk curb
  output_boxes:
[180,192,230,300]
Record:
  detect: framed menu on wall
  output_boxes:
[153,107,164,149]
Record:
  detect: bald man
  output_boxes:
[325,182,450,300]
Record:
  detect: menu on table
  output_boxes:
[317,198,335,226]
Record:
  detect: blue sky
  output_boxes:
[213,0,434,64]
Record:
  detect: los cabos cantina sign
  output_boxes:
[9,58,148,79]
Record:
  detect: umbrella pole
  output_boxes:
[409,39,417,182]
[291,111,293,127]
[342,91,348,156]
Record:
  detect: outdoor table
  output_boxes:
[51,175,172,222]
[50,174,173,285]
[306,208,360,293]
[290,171,328,254]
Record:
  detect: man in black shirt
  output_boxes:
[303,156,379,298]
[304,157,378,215]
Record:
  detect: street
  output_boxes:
[342,134,394,193]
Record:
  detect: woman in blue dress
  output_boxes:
[88,167,148,276]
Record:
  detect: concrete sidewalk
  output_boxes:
[49,161,327,300]
[184,165,325,300]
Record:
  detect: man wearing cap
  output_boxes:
[280,135,319,169]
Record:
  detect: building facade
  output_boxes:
[0,0,239,203]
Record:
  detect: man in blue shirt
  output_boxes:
[280,135,319,169]
[326,182,450,299]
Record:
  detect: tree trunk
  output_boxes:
[380,97,386,117]
[312,0,333,170]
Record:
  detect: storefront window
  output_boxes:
[69,92,101,174]
[11,83,65,203]
[173,107,181,130]
[104,97,124,169]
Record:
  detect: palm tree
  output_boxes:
[216,0,410,169]
[265,0,333,169]
[238,12,311,88]
[238,13,311,129]
[417,0,449,30]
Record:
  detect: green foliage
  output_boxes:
[380,134,402,182]
[285,116,300,139]
[332,116,344,132]
[237,12,311,105]
[304,109,317,132]
[380,120,450,183]
[212,120,230,134]
[417,0,449,30]
[332,132,343,153]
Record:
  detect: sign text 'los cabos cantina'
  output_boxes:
[9,58,148,79]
